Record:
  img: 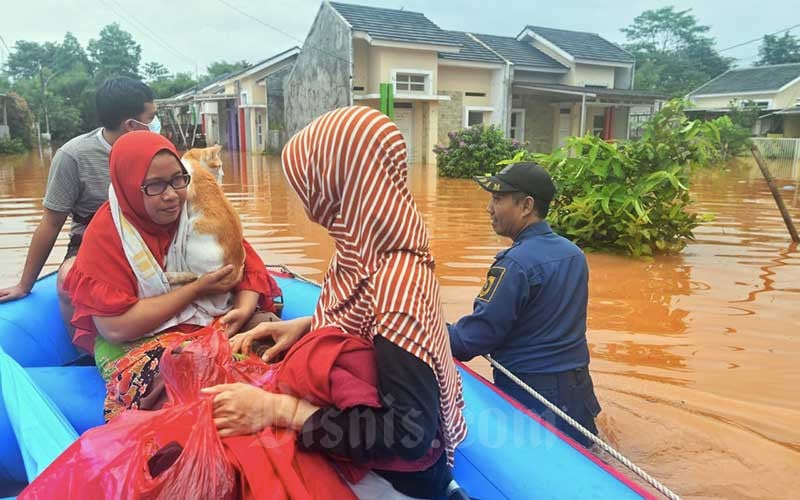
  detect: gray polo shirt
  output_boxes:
[43,128,112,238]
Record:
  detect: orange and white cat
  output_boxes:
[165,145,244,288]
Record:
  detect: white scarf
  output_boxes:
[108,184,231,335]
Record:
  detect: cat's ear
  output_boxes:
[213,144,222,154]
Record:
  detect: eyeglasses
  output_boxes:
[140,174,191,196]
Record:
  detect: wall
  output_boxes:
[265,64,292,130]
[512,69,563,85]
[774,81,800,108]
[438,66,493,107]
[570,63,615,88]
[783,115,800,137]
[612,106,629,140]
[369,46,439,92]
[614,66,634,89]
[352,39,370,91]
[285,3,352,135]
[521,96,556,153]
[690,93,777,109]
[437,90,463,144]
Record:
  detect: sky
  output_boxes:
[1,0,797,77]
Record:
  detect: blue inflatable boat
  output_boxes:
[0,272,652,499]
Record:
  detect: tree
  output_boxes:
[206,59,250,79]
[622,7,733,97]
[757,32,800,66]
[6,33,95,139]
[150,72,197,99]
[5,40,57,80]
[88,23,142,81]
[143,61,170,82]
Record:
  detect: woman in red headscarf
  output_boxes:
[64,131,279,421]
[204,107,467,499]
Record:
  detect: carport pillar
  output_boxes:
[579,93,586,136]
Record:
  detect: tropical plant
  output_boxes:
[435,124,533,178]
[532,100,718,257]
[0,138,27,155]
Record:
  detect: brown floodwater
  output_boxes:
[1,146,799,499]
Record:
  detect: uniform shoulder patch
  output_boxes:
[477,266,506,303]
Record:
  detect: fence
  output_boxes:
[750,137,800,180]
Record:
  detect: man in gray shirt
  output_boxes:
[0,77,159,342]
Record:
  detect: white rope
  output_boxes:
[266,264,679,499]
[484,355,681,500]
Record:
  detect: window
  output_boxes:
[256,113,264,147]
[468,110,484,126]
[795,98,800,108]
[742,100,770,110]
[240,91,249,105]
[592,114,605,136]
[395,73,426,92]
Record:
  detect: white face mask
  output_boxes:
[130,115,161,134]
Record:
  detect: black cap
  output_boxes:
[473,162,556,204]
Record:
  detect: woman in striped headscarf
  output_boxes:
[206,106,467,499]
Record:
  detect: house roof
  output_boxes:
[516,82,665,101]
[438,31,504,64]
[689,63,800,96]
[329,2,458,47]
[471,33,567,71]
[521,25,633,64]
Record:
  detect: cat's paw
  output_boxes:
[166,271,199,285]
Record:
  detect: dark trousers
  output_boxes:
[494,366,601,448]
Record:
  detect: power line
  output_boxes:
[718,23,800,52]
[216,0,352,66]
[97,0,198,71]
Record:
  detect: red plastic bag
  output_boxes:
[19,326,245,500]
[21,325,356,500]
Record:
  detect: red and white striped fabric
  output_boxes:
[281,106,466,465]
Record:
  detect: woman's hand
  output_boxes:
[201,383,319,436]
[220,290,260,337]
[220,307,250,337]
[191,265,236,298]
[229,316,312,363]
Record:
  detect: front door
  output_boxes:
[557,108,571,148]
[394,106,413,162]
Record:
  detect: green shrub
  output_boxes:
[0,138,28,155]
[4,93,35,149]
[434,124,532,178]
[531,100,715,257]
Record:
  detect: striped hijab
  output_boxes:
[281,106,466,465]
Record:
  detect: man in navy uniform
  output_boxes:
[447,162,601,447]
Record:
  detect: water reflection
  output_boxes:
[0,149,799,497]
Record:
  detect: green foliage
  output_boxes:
[0,138,27,155]
[531,100,727,258]
[143,62,170,82]
[4,92,35,149]
[88,23,142,81]
[621,7,732,97]
[705,115,751,160]
[3,25,147,139]
[150,72,198,99]
[434,125,533,178]
[206,60,250,79]
[757,33,800,66]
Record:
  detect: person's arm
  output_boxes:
[220,289,260,336]
[0,208,69,302]
[448,259,533,361]
[297,335,441,463]
[93,265,236,343]
[1,148,79,302]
